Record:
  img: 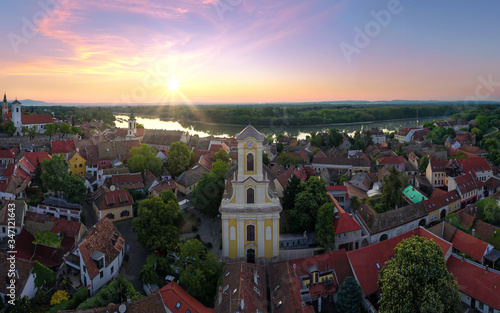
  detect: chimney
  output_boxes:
[472,229,475,237]
[293,264,297,277]
[486,265,489,273]
[461,255,465,262]
[218,286,222,305]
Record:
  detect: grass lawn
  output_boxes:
[177,211,200,234]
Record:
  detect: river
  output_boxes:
[114,114,443,139]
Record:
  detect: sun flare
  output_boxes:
[167,78,180,91]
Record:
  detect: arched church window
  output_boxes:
[247,153,254,171]
[247,188,254,204]
[247,225,255,241]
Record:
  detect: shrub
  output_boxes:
[50,290,69,306]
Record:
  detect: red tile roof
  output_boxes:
[51,140,76,154]
[447,255,500,310]
[347,227,452,296]
[94,188,134,211]
[422,190,460,213]
[329,194,361,234]
[450,228,489,262]
[0,147,19,159]
[430,188,447,198]
[429,159,448,172]
[378,155,405,165]
[453,173,484,194]
[21,114,54,125]
[455,211,476,229]
[455,157,492,173]
[24,152,51,168]
[108,173,144,190]
[78,217,125,279]
[151,179,177,194]
[160,281,213,313]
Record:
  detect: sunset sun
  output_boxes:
[167,78,180,91]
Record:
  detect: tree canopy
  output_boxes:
[315,202,336,251]
[282,174,302,211]
[336,276,362,313]
[382,166,406,209]
[128,144,162,174]
[327,128,344,147]
[32,261,56,289]
[191,172,225,217]
[132,197,180,252]
[418,156,429,173]
[213,149,230,163]
[167,141,192,177]
[63,174,87,204]
[41,155,69,194]
[378,236,460,313]
[289,177,329,232]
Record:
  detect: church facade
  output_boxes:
[2,94,54,136]
[220,125,282,263]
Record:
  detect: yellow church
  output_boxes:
[220,125,282,263]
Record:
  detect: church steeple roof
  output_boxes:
[3,92,6,102]
[236,124,265,140]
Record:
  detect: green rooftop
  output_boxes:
[402,186,428,204]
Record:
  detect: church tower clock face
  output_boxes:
[247,141,253,147]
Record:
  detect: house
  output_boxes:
[160,281,214,313]
[175,164,210,195]
[268,262,315,313]
[276,249,354,311]
[327,185,350,210]
[377,155,405,172]
[51,140,76,159]
[156,150,168,163]
[0,163,31,200]
[142,129,189,151]
[352,201,429,246]
[425,159,448,188]
[454,157,493,183]
[71,217,125,296]
[0,147,20,165]
[214,262,267,313]
[394,128,422,143]
[15,212,85,270]
[0,251,37,304]
[447,172,484,208]
[408,152,420,169]
[0,200,26,240]
[97,167,130,186]
[434,119,469,131]
[347,227,452,311]
[485,176,500,196]
[330,195,362,251]
[320,168,349,185]
[422,190,460,222]
[275,165,308,197]
[402,186,428,204]
[447,254,500,313]
[149,179,178,197]
[33,196,83,222]
[410,129,430,143]
[312,155,370,174]
[458,144,488,157]
[432,222,494,264]
[105,173,145,192]
[371,131,386,145]
[68,151,87,176]
[78,143,99,177]
[92,187,134,221]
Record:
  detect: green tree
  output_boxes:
[32,261,56,288]
[132,197,179,253]
[315,202,336,251]
[378,236,460,313]
[277,152,306,167]
[327,128,343,147]
[41,155,69,194]
[45,123,57,140]
[276,142,284,153]
[289,177,330,232]
[63,174,87,204]
[478,198,500,224]
[191,172,225,217]
[161,190,179,209]
[128,144,162,174]
[21,126,29,137]
[336,276,362,313]
[32,158,44,189]
[59,123,73,139]
[418,156,429,173]
[213,149,230,163]
[382,166,406,209]
[176,239,223,307]
[27,126,39,140]
[476,115,489,132]
[2,120,16,136]
[262,152,270,166]
[282,175,301,211]
[167,141,192,177]
[212,159,230,176]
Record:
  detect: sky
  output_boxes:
[1,0,500,104]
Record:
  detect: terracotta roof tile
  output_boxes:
[21,114,53,125]
[0,251,33,295]
[51,140,76,154]
[450,227,490,262]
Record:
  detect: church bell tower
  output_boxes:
[220,125,282,264]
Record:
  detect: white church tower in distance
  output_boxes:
[220,125,282,263]
[126,112,137,140]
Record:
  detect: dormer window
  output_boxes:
[90,251,105,270]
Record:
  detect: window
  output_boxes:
[100,271,104,279]
[247,153,254,171]
[120,210,130,217]
[83,266,86,273]
[175,302,181,309]
[2,227,5,233]
[107,213,115,219]
[79,164,83,167]
[247,188,255,204]
[247,224,255,241]
[74,164,77,168]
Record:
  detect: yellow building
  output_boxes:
[68,151,86,176]
[220,125,282,263]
